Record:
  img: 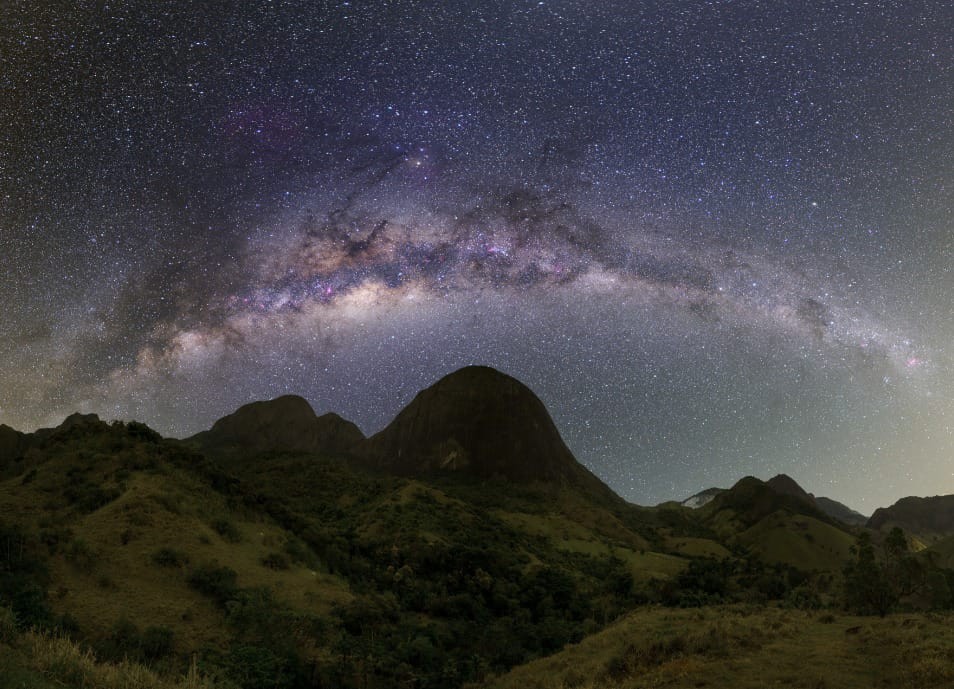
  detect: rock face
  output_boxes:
[192,395,365,455]
[363,366,613,495]
[681,487,725,509]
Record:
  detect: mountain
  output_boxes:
[704,476,832,529]
[680,486,724,509]
[189,394,364,455]
[815,496,867,526]
[0,423,28,461]
[766,473,815,502]
[362,366,616,499]
[2,369,953,689]
[0,379,693,689]
[868,495,954,545]
[700,475,855,569]
[766,474,867,526]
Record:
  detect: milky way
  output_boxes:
[2,1,952,509]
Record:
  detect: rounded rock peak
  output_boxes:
[366,365,581,484]
[236,395,316,416]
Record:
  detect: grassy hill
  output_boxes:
[478,605,954,689]
[1,393,952,689]
[0,417,714,688]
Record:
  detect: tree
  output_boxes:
[882,527,922,598]
[843,532,894,616]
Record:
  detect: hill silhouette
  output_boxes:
[362,366,617,499]
[1,369,954,689]
[868,495,954,544]
[189,394,364,455]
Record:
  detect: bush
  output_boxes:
[126,421,161,443]
[141,625,174,660]
[0,524,53,629]
[100,618,141,661]
[65,539,95,573]
[224,644,293,689]
[260,552,290,570]
[38,525,74,554]
[63,481,121,514]
[282,538,320,569]
[188,562,239,605]
[151,547,189,568]
[211,519,242,543]
[0,604,18,642]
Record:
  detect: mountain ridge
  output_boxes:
[188,394,365,456]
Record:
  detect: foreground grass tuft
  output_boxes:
[0,617,223,689]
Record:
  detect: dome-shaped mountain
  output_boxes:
[363,366,614,497]
[191,395,364,455]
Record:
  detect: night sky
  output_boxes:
[2,1,952,510]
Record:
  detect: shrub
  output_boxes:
[56,612,80,637]
[38,525,74,554]
[211,519,242,543]
[0,604,18,642]
[0,525,54,630]
[65,539,95,573]
[282,538,320,569]
[126,421,161,443]
[152,548,189,568]
[224,644,292,689]
[141,626,174,660]
[260,552,290,570]
[64,481,121,514]
[100,618,142,661]
[188,562,239,605]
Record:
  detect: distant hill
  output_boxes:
[362,366,618,500]
[815,496,867,526]
[704,476,833,529]
[700,475,854,569]
[681,475,865,527]
[868,495,954,545]
[766,474,815,502]
[680,487,724,509]
[189,394,364,456]
[765,474,866,525]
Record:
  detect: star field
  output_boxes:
[2,1,952,510]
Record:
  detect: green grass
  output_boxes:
[8,420,945,689]
[0,440,352,653]
[479,606,954,689]
[736,512,855,570]
[0,627,222,689]
[665,536,731,559]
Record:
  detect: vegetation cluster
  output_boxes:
[2,416,954,689]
